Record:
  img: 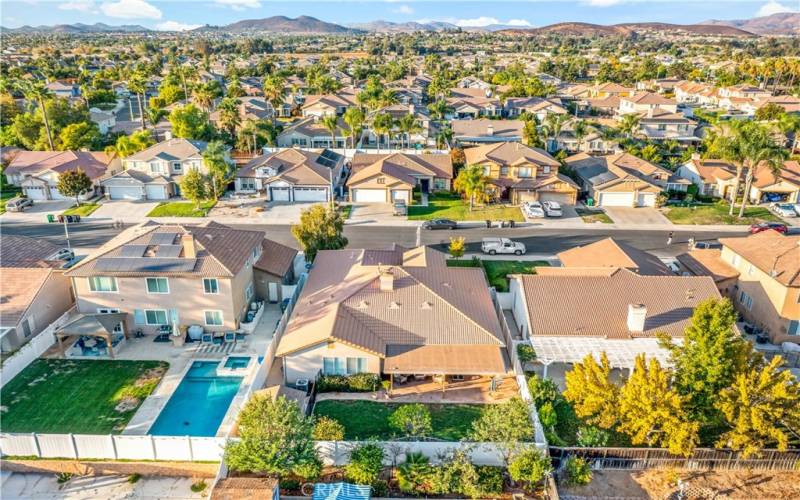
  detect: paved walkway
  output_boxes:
[1,472,204,499]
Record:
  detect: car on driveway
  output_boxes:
[522,201,545,218]
[5,197,33,212]
[769,203,799,218]
[481,237,526,255]
[750,222,788,234]
[421,218,457,230]
[393,201,407,216]
[542,201,563,217]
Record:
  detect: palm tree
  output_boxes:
[128,72,148,130]
[776,113,800,153]
[397,113,421,150]
[735,124,787,218]
[217,97,241,138]
[453,164,490,211]
[174,65,196,101]
[320,114,339,150]
[372,112,394,153]
[573,120,589,152]
[427,99,449,122]
[144,106,166,130]
[436,125,453,150]
[262,75,286,114]
[542,114,569,152]
[192,84,215,112]
[618,113,640,139]
[202,140,232,200]
[343,106,365,151]
[17,80,54,150]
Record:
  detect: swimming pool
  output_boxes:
[149,361,243,437]
[224,356,251,369]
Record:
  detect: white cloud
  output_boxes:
[100,0,162,19]
[455,17,500,27]
[157,21,202,31]
[756,0,798,17]
[585,0,624,6]
[416,17,531,28]
[392,4,414,15]
[59,0,95,12]
[506,19,532,27]
[214,0,261,10]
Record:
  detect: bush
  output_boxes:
[344,443,384,486]
[317,373,380,393]
[313,416,345,441]
[127,473,141,484]
[476,466,504,495]
[397,452,432,494]
[508,449,552,491]
[576,425,611,447]
[527,375,559,407]
[191,480,207,493]
[388,404,432,438]
[429,450,483,498]
[279,479,300,491]
[371,480,388,497]
[563,456,592,486]
[517,344,536,363]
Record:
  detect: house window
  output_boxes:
[483,166,491,176]
[146,277,169,294]
[738,291,753,310]
[88,276,117,292]
[658,124,667,131]
[500,166,509,177]
[240,178,256,191]
[145,309,168,325]
[346,357,368,374]
[434,178,446,190]
[245,283,254,301]
[291,138,308,146]
[323,357,347,376]
[203,278,219,294]
[377,177,385,184]
[149,161,165,174]
[172,161,182,172]
[747,264,754,276]
[730,254,740,267]
[204,310,224,326]
[543,166,551,174]
[789,320,800,336]
[518,167,532,178]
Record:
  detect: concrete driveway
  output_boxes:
[1,199,73,222]
[604,207,672,226]
[91,200,160,221]
[349,203,397,223]
[258,201,323,223]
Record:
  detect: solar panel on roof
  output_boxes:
[317,149,342,169]
[94,257,196,273]
[120,245,147,257]
[154,245,183,258]
[150,232,179,245]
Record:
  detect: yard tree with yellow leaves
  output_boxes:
[563,352,619,429]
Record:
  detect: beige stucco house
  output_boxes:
[347,152,453,204]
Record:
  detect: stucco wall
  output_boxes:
[282,341,381,383]
[5,271,74,351]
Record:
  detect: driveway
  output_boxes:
[91,200,160,221]
[603,207,672,226]
[0,200,73,222]
[257,201,323,224]
[349,203,397,223]
[523,204,584,227]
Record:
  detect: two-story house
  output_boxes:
[100,138,219,200]
[364,105,432,149]
[636,109,699,144]
[277,116,350,149]
[5,151,118,201]
[446,88,502,119]
[676,156,738,199]
[464,142,579,205]
[504,97,568,121]
[300,89,358,118]
[347,152,453,204]
[617,92,678,116]
[452,119,524,145]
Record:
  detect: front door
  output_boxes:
[268,282,279,303]
[419,178,430,194]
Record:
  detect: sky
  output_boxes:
[0,0,798,31]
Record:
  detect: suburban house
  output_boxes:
[557,238,671,276]
[677,157,800,203]
[636,78,682,94]
[463,142,579,205]
[452,119,524,145]
[64,221,273,338]
[300,89,358,117]
[275,245,511,388]
[446,88,502,119]
[235,148,345,203]
[45,80,80,99]
[347,152,453,204]
[617,92,678,115]
[676,248,740,297]
[747,95,800,116]
[210,96,275,126]
[676,156,738,198]
[718,84,772,101]
[254,239,298,303]
[504,97,568,120]
[508,267,721,375]
[456,76,493,90]
[636,109,699,143]
[674,81,718,106]
[100,138,221,201]
[0,236,75,354]
[552,120,619,154]
[90,108,116,135]
[5,151,118,201]
[565,152,688,207]
[590,83,634,98]
[277,117,349,149]
[715,231,800,344]
[364,104,432,149]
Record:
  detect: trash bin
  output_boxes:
[47,214,55,223]
[509,220,515,228]
[485,220,491,228]
[57,215,65,223]
[65,215,75,223]
[500,220,506,228]
[73,215,81,222]
[587,198,594,207]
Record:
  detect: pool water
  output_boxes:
[224,356,251,370]
[149,361,243,437]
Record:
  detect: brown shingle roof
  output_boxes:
[6,151,113,180]
[463,142,559,167]
[557,238,670,276]
[348,153,453,186]
[719,232,800,287]
[0,267,53,328]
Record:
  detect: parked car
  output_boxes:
[770,203,799,218]
[421,218,457,230]
[692,241,723,250]
[522,201,545,218]
[393,200,407,216]
[749,222,788,234]
[481,237,526,255]
[542,201,563,217]
[5,197,33,212]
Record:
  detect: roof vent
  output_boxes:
[421,301,432,310]
[389,301,401,310]
[627,304,647,333]
[685,288,695,300]
[357,300,369,309]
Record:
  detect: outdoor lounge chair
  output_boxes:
[224,331,237,343]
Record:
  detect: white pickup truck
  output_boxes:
[481,237,527,256]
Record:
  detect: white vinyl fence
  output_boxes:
[0,433,226,462]
[1,307,75,388]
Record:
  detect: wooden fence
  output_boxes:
[549,446,800,471]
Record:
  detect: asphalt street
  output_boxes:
[0,220,753,258]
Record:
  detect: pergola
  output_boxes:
[56,313,128,359]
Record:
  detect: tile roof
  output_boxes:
[687,159,736,183]
[6,151,113,180]
[557,238,671,276]
[254,239,297,278]
[518,268,720,339]
[464,141,560,167]
[676,249,739,283]
[622,92,676,106]
[0,235,63,268]
[124,138,207,162]
[566,152,667,190]
[238,148,342,185]
[0,267,54,328]
[751,160,800,189]
[719,231,800,287]
[280,116,349,137]
[348,153,453,186]
[452,119,524,139]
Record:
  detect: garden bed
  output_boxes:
[575,208,613,224]
[62,203,101,216]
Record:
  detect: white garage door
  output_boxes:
[538,192,573,205]
[145,185,168,200]
[24,186,48,200]
[390,190,409,202]
[637,192,656,207]
[49,188,69,200]
[270,187,290,201]
[109,186,143,200]
[599,192,634,207]
[353,189,387,203]
[293,187,328,202]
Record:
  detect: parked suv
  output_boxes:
[770,203,799,218]
[522,201,545,218]
[481,237,526,256]
[542,201,563,217]
[393,200,407,216]
[5,197,33,212]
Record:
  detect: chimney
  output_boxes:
[164,130,173,141]
[379,269,394,292]
[627,304,647,333]
[181,232,196,258]
[486,124,494,136]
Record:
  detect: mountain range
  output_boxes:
[702,12,800,35]
[2,22,150,34]
[499,21,754,37]
[195,16,357,34]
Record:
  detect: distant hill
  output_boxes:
[348,20,459,33]
[203,16,357,34]
[499,21,753,37]
[3,22,150,34]
[702,12,800,35]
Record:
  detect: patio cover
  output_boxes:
[55,313,128,359]
[313,482,371,500]
[384,344,509,375]
[528,336,676,369]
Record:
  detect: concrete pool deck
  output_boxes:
[122,304,282,436]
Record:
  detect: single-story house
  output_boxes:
[277,117,349,149]
[5,151,117,201]
[675,156,739,199]
[452,119,524,145]
[347,152,453,204]
[557,238,671,276]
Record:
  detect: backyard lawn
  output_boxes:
[313,400,483,441]
[662,203,779,225]
[1,359,168,434]
[447,258,549,292]
[408,193,523,222]
[147,200,216,217]
[576,208,613,224]
[62,203,101,216]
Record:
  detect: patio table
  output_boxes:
[83,338,97,348]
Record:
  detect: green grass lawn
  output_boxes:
[575,208,613,224]
[408,193,523,222]
[447,258,550,292]
[1,359,168,434]
[147,200,216,217]
[662,203,780,225]
[339,204,353,219]
[62,203,101,216]
[313,400,484,441]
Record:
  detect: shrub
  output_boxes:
[371,480,388,497]
[508,449,552,491]
[476,466,504,495]
[429,450,483,498]
[279,478,300,490]
[563,456,592,486]
[317,373,380,393]
[538,401,557,430]
[190,480,207,493]
[388,404,432,438]
[313,416,345,441]
[56,472,74,484]
[127,473,141,484]
[576,425,611,447]
[517,344,536,363]
[344,443,384,485]
[527,375,559,407]
[397,452,432,494]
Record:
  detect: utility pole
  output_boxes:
[63,217,71,250]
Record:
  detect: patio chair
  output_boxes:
[224,331,237,343]
[212,336,224,345]
[201,333,214,344]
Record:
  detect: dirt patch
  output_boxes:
[559,469,800,499]
[114,397,139,413]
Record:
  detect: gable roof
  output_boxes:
[719,231,800,287]
[6,151,113,180]
[452,119,524,139]
[348,153,453,186]
[0,235,63,268]
[557,238,671,276]
[622,92,676,106]
[0,267,55,328]
[463,142,559,167]
[254,239,298,278]
[239,148,342,185]
[124,138,208,162]
[565,152,667,190]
